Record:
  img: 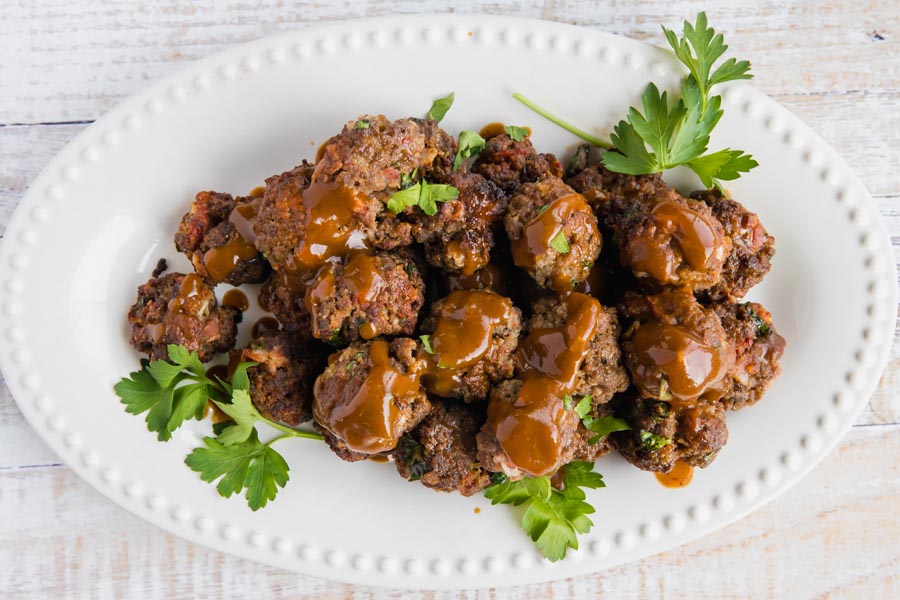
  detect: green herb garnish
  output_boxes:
[504,125,528,141]
[428,92,455,122]
[484,461,605,562]
[513,12,758,190]
[549,231,570,254]
[453,130,486,171]
[419,334,435,355]
[116,344,323,510]
[639,430,672,451]
[571,394,631,445]
[353,119,370,129]
[387,179,460,216]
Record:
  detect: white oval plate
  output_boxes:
[0,15,895,589]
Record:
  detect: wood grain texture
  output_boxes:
[1,0,898,597]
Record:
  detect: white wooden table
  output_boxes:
[2,1,898,597]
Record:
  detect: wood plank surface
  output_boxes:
[1,0,898,598]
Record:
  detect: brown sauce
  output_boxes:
[205,364,229,383]
[443,263,504,293]
[479,122,506,139]
[630,321,730,405]
[314,340,423,454]
[421,291,514,397]
[167,273,208,316]
[305,253,386,339]
[205,400,231,424]
[367,455,390,463]
[228,201,258,246]
[315,142,327,163]
[510,193,592,291]
[655,460,694,488]
[252,316,280,338]
[473,507,481,514]
[444,240,481,276]
[204,236,258,283]
[488,293,603,477]
[623,200,725,281]
[247,186,265,198]
[289,181,369,271]
[221,289,249,311]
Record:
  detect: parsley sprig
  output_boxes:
[484,461,605,561]
[514,12,758,190]
[115,344,323,510]
[387,176,459,216]
[567,395,632,445]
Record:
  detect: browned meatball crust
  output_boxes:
[128,272,239,362]
[612,395,729,472]
[305,252,425,344]
[418,291,522,402]
[472,132,563,195]
[395,400,491,496]
[565,161,669,212]
[313,339,431,460]
[569,402,617,463]
[238,331,318,426]
[174,191,270,285]
[410,170,507,274]
[504,177,602,291]
[525,295,630,405]
[713,301,786,410]
[257,271,314,339]
[692,188,776,301]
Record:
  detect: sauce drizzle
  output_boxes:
[289,181,370,271]
[510,193,594,291]
[221,289,249,312]
[487,293,603,476]
[421,291,514,397]
[655,460,694,488]
[313,340,424,454]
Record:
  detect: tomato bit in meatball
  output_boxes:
[612,395,729,473]
[313,338,431,461]
[174,190,270,285]
[304,251,425,345]
[418,290,522,402]
[410,170,507,275]
[713,301,786,410]
[692,188,776,301]
[505,177,602,292]
[128,272,240,362]
[237,331,319,426]
[395,399,492,496]
[471,132,563,195]
[619,289,735,406]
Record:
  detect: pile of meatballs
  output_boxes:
[127,113,785,497]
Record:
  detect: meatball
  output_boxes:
[315,115,455,197]
[440,262,511,297]
[619,289,735,405]
[418,290,522,402]
[477,379,581,480]
[410,170,507,274]
[472,132,563,195]
[565,161,669,212]
[253,161,318,274]
[522,293,630,405]
[258,271,313,339]
[128,272,239,362]
[313,338,430,459]
[612,395,729,473]
[713,301,786,410]
[174,191,270,285]
[692,188,776,301]
[305,252,425,344]
[395,400,491,496]
[237,331,317,426]
[504,177,602,291]
[417,117,459,182]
